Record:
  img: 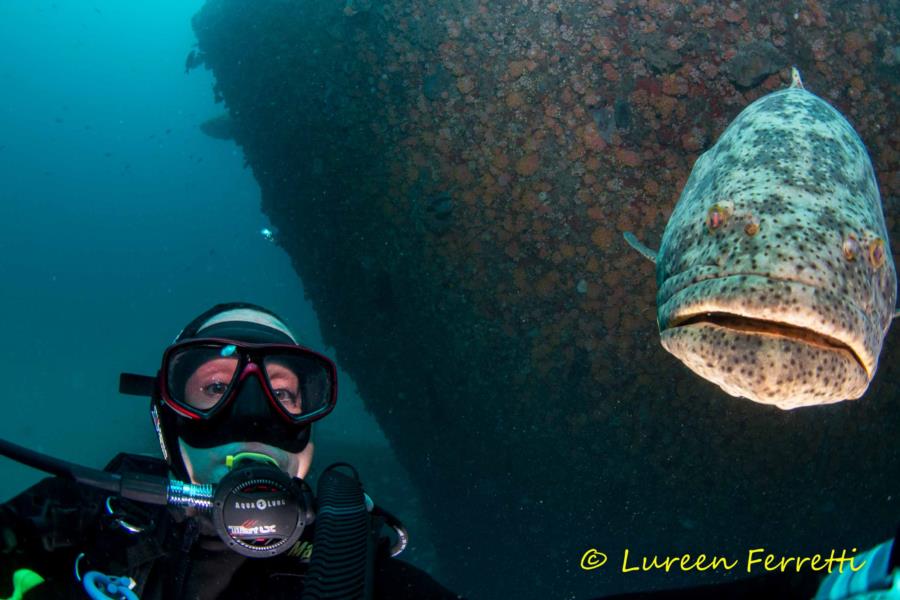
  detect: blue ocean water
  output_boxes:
[0,0,394,506]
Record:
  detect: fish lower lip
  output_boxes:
[667,312,866,372]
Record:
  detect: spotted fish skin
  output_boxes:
[655,83,896,409]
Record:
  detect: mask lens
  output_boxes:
[262,353,333,420]
[167,346,241,413]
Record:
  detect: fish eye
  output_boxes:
[705,202,731,232]
[842,234,860,261]
[868,238,885,268]
[744,215,760,236]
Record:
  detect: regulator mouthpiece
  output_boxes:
[225,452,280,469]
[212,461,312,557]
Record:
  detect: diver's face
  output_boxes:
[176,307,316,484]
[178,438,314,484]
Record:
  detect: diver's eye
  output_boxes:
[273,388,302,413]
[200,381,229,398]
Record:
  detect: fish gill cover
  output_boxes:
[190,1,899,598]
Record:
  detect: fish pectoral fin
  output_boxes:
[623,232,658,264]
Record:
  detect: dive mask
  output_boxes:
[160,338,336,425]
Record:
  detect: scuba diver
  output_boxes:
[0,302,462,599]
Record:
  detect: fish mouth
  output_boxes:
[666,311,867,374]
[657,273,878,382]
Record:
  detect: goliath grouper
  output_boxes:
[625,69,897,409]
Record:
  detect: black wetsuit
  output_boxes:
[0,454,461,600]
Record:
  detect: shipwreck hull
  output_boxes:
[193,1,900,597]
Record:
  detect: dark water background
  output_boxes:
[0,0,440,580]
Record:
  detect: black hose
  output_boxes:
[0,437,121,493]
[301,464,374,600]
[0,438,169,505]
